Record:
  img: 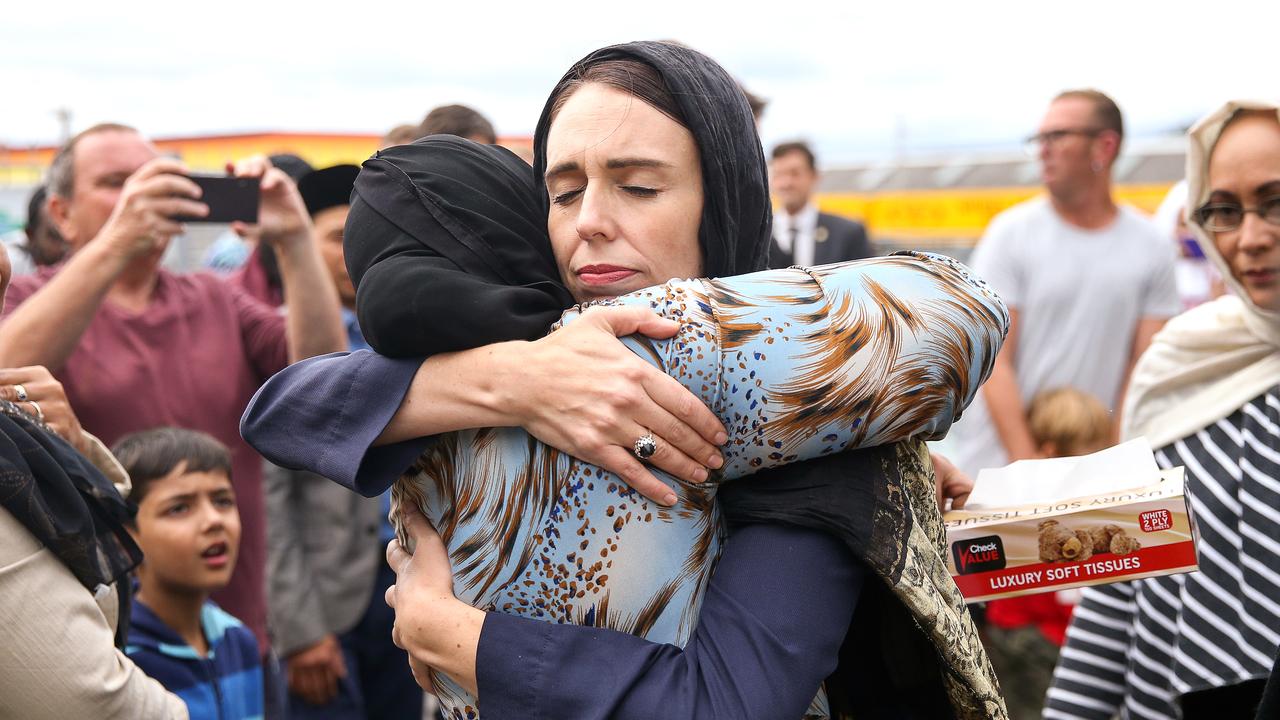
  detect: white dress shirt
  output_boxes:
[772,203,820,267]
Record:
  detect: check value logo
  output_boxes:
[952,535,1007,575]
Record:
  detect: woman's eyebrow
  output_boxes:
[606,157,672,170]
[1256,179,1280,196]
[544,160,580,180]
[1208,189,1240,202]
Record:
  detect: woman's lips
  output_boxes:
[1243,268,1278,285]
[577,265,638,286]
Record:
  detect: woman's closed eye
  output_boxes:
[621,185,659,198]
[552,187,584,206]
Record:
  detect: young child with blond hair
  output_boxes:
[983,387,1112,719]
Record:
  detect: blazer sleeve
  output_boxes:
[475,523,861,720]
[240,350,431,497]
[0,508,189,720]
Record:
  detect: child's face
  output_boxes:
[131,466,240,594]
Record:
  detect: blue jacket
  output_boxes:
[126,599,264,720]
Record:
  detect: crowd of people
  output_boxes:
[0,39,1276,720]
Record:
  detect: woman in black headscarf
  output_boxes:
[245,41,1007,720]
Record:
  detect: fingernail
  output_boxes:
[662,492,677,506]
[692,468,708,483]
[707,453,724,469]
[714,432,728,445]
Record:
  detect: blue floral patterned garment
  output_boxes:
[393,252,1008,718]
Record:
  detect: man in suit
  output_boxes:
[768,141,873,268]
[265,165,423,719]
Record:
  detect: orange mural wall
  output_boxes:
[0,132,534,186]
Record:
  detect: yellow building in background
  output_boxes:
[1,131,1177,250]
[0,131,535,186]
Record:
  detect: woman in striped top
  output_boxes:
[1045,100,1280,719]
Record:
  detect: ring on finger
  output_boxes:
[26,400,43,421]
[633,431,658,461]
[13,384,28,402]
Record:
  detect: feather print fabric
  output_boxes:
[393,252,1008,718]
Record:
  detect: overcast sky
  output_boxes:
[4,0,1273,164]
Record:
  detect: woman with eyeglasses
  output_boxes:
[1045,100,1280,720]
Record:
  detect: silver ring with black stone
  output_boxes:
[633,432,658,460]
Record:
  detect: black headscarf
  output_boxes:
[0,400,141,646]
[532,41,773,278]
[346,136,574,357]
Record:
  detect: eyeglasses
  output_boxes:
[1192,195,1280,232]
[1023,127,1103,155]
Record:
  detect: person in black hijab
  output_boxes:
[245,41,1005,720]
[345,138,571,356]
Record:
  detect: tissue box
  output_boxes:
[943,465,1198,603]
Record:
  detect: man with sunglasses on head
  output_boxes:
[951,90,1180,476]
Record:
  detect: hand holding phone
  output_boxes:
[228,157,312,249]
[96,157,206,260]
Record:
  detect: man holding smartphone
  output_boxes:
[0,123,347,658]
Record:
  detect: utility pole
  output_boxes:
[54,108,72,144]
[893,113,907,161]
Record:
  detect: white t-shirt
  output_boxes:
[950,197,1181,476]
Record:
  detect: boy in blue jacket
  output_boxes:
[115,427,264,720]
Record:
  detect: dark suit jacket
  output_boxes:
[814,212,873,264]
[768,211,873,269]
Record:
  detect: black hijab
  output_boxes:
[532,41,773,278]
[346,136,573,357]
[0,400,141,646]
[346,42,770,359]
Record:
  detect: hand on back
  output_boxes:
[498,305,727,506]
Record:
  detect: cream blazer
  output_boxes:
[0,433,188,720]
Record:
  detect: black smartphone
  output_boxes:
[177,175,260,224]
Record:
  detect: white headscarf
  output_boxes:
[1122,100,1280,448]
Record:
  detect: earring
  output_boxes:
[1091,161,1103,173]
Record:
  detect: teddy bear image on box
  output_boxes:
[1037,520,1142,563]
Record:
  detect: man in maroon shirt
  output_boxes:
[0,123,347,650]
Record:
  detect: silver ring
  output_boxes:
[633,432,658,460]
[26,400,43,421]
[13,384,27,402]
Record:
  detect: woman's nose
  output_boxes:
[575,185,616,242]
[1238,211,1277,253]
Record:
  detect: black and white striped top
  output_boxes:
[1045,386,1280,719]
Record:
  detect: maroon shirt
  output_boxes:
[4,265,288,649]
